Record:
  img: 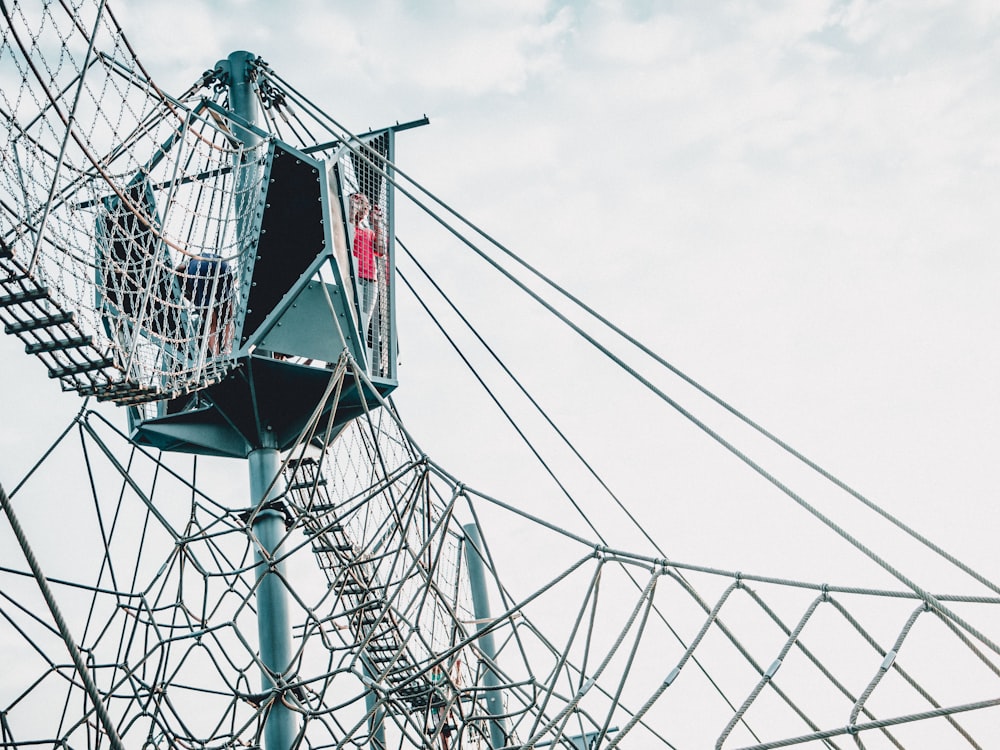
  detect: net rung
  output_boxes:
[48,358,116,378]
[313,543,353,554]
[25,335,93,354]
[399,691,434,706]
[77,382,145,399]
[342,584,380,596]
[303,522,342,535]
[0,287,49,307]
[82,380,151,395]
[386,665,419,680]
[91,388,166,406]
[288,478,327,491]
[5,312,75,334]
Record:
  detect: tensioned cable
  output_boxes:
[265,69,999,601]
[398,238,666,558]
[391,207,1000,657]
[445,248,1000,655]
[398,263,788,744]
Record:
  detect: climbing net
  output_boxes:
[0,0,262,402]
[3,2,1000,749]
[2,361,1000,749]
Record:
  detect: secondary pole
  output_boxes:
[364,661,387,750]
[462,523,507,749]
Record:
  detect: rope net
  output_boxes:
[2,367,999,749]
[0,0,262,402]
[2,2,1000,750]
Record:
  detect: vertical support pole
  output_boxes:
[384,128,397,381]
[249,445,297,750]
[224,51,261,145]
[217,50,261,350]
[223,50,260,243]
[364,662,386,750]
[462,523,507,749]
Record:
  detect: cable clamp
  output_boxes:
[764,658,782,680]
[880,650,897,671]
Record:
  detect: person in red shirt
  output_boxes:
[349,192,385,339]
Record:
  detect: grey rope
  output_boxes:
[0,481,126,750]
[730,697,1000,750]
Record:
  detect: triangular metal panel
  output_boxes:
[256,279,359,364]
[238,142,327,347]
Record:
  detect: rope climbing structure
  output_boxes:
[2,2,1000,749]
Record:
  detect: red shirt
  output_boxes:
[353,227,379,280]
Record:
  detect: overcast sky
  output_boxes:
[3,0,1000,698]
[4,1,1000,744]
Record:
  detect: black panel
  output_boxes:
[242,144,325,343]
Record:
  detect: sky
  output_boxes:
[2,0,1000,743]
[40,0,999,585]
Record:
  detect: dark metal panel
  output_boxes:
[240,144,326,345]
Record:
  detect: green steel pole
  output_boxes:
[462,523,507,749]
[218,50,260,352]
[249,445,298,750]
[221,51,297,750]
[221,50,261,148]
[364,663,387,750]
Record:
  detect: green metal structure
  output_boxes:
[121,53,399,459]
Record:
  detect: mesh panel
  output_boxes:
[340,136,393,378]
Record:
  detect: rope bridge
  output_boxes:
[1,0,260,403]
